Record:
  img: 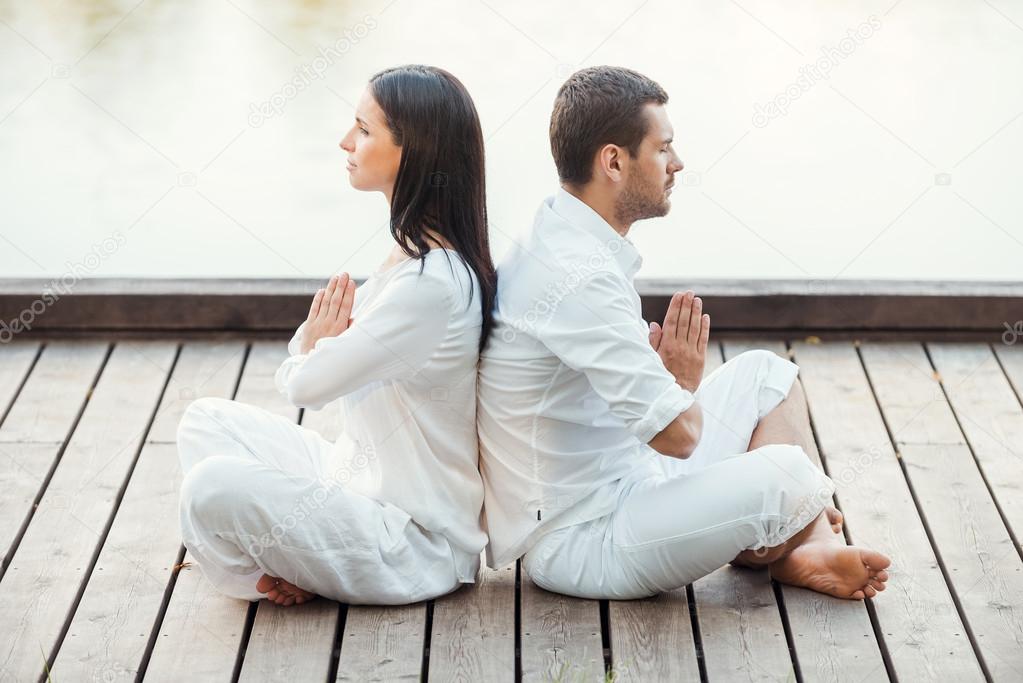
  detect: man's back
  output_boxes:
[477,188,694,568]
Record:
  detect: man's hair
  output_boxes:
[549,66,668,186]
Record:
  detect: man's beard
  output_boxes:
[614,171,670,226]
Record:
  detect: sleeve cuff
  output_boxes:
[274,354,307,401]
[631,381,696,444]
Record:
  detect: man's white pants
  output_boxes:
[176,397,465,605]
[521,350,837,600]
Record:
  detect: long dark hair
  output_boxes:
[369,64,497,353]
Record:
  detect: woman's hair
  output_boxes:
[369,64,497,353]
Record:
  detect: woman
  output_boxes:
[176,65,497,606]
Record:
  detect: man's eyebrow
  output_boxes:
[663,136,673,145]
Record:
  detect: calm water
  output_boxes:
[1,0,1021,281]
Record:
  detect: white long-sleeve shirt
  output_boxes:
[274,249,488,581]
[477,188,695,568]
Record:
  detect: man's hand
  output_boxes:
[648,290,710,392]
[301,273,356,355]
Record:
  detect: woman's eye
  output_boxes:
[359,127,369,136]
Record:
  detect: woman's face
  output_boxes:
[339,87,402,196]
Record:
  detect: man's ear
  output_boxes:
[597,143,624,183]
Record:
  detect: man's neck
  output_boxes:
[561,183,631,237]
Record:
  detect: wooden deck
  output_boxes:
[1,336,1022,682]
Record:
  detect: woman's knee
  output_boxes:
[179,455,249,522]
[177,397,229,440]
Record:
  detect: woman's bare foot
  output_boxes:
[769,541,891,599]
[256,573,317,606]
[825,505,844,534]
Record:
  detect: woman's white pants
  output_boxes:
[521,350,837,600]
[176,397,466,605]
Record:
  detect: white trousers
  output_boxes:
[176,397,468,605]
[521,350,837,600]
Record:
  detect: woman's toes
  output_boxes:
[869,578,886,592]
[851,589,865,600]
[863,585,877,598]
[874,569,889,582]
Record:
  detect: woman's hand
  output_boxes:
[301,273,356,355]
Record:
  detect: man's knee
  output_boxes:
[747,444,834,542]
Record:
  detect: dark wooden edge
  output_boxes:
[0,278,1020,342]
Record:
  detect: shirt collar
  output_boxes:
[549,187,643,279]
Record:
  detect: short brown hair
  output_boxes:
[549,66,668,186]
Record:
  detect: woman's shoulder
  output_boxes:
[383,248,477,307]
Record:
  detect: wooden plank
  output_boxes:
[239,399,345,683]
[994,344,1023,404]
[49,341,246,682]
[0,340,39,423]
[606,346,725,681]
[724,340,883,682]
[0,341,177,682]
[146,342,297,681]
[0,341,106,444]
[864,342,1023,680]
[520,579,604,683]
[792,341,984,681]
[0,341,107,567]
[336,604,426,681]
[692,342,793,682]
[932,343,1023,550]
[609,588,698,682]
[428,561,516,682]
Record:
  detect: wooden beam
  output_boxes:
[2,278,1019,336]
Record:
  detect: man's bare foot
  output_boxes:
[825,505,844,534]
[256,573,317,606]
[768,541,891,599]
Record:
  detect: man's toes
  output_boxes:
[863,549,892,570]
[874,569,890,582]
[851,589,865,600]
[868,578,886,592]
[863,585,877,598]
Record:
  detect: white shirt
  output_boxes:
[275,248,487,581]
[477,188,696,568]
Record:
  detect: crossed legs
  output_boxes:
[732,379,891,599]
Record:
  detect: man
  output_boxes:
[477,66,891,600]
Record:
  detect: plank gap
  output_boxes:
[856,344,993,681]
[46,342,183,675]
[0,343,112,580]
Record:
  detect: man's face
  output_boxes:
[615,103,684,225]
